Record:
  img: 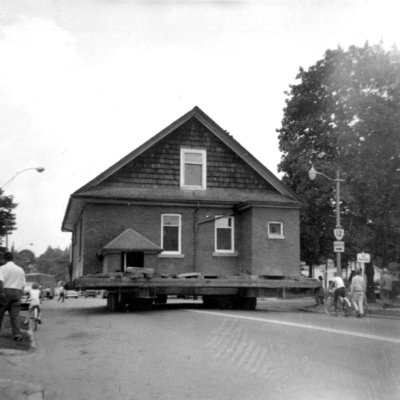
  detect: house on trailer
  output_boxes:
[62,107,303,280]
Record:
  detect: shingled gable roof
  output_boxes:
[62,106,303,232]
[99,228,162,255]
[72,106,299,198]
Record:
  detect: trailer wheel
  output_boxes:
[107,292,125,312]
[155,295,167,304]
[202,296,236,309]
[128,298,154,311]
[235,297,257,310]
[242,297,257,310]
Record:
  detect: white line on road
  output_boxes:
[191,310,400,344]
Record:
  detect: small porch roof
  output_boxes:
[99,228,162,255]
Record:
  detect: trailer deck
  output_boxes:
[73,272,320,312]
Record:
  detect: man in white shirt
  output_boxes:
[332,271,346,312]
[0,252,26,341]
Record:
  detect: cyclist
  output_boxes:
[24,282,42,325]
[332,272,346,312]
[350,269,366,317]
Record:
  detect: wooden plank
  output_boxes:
[74,276,320,291]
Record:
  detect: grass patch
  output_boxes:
[0,316,31,351]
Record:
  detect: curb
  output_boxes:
[300,304,400,318]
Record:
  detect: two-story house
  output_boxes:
[62,107,303,280]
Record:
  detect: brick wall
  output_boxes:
[78,202,300,278]
[251,207,300,276]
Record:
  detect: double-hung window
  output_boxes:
[161,214,181,254]
[180,148,206,190]
[215,216,234,253]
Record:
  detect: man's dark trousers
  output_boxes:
[0,288,23,337]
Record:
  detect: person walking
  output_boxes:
[350,269,366,317]
[57,284,65,302]
[0,252,26,341]
[314,276,325,305]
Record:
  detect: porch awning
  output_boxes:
[98,228,162,255]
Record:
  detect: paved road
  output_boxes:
[1,297,399,400]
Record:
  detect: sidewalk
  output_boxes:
[260,296,400,318]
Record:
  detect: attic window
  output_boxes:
[180,148,207,190]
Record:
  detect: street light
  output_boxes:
[308,164,345,275]
[0,167,45,190]
[1,167,45,249]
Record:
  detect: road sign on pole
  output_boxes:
[334,228,345,240]
[357,252,370,263]
[334,241,345,252]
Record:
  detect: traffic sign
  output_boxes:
[357,252,370,263]
[334,228,345,240]
[334,241,345,252]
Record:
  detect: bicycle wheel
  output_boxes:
[33,308,38,332]
[324,295,336,316]
[342,297,352,317]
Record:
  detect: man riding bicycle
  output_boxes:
[332,272,346,312]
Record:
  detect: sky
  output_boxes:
[1,0,400,256]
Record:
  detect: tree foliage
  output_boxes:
[0,189,17,244]
[278,43,400,269]
[34,246,70,282]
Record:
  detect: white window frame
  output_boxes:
[180,148,207,190]
[161,214,182,255]
[268,221,284,239]
[214,216,235,253]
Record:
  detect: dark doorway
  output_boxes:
[121,252,144,270]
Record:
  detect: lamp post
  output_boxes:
[1,167,45,249]
[0,167,45,190]
[308,165,345,276]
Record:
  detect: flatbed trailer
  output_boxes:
[73,271,320,312]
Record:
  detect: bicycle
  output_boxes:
[30,305,41,331]
[324,292,352,317]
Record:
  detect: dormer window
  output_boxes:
[180,148,207,190]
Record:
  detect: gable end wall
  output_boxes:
[104,118,276,191]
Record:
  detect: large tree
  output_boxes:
[278,43,400,271]
[0,189,17,246]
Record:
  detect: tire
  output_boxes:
[33,308,38,332]
[155,295,167,304]
[324,295,336,316]
[343,298,351,317]
[324,294,348,317]
[234,297,257,310]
